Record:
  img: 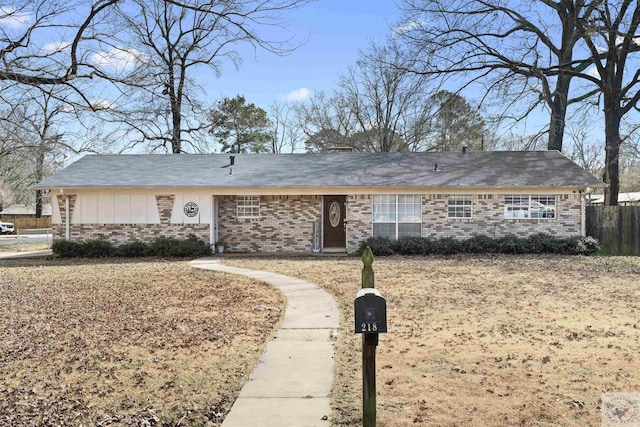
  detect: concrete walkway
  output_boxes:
[189,258,340,427]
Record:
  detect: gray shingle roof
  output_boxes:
[35,151,606,190]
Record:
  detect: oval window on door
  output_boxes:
[329,202,341,227]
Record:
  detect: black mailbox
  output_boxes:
[354,288,387,334]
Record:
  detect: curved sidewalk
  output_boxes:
[189,258,340,427]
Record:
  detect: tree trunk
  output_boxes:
[547,74,570,151]
[603,101,621,206]
[35,147,45,218]
[171,106,182,154]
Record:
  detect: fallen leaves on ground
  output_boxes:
[225,255,640,427]
[0,258,285,426]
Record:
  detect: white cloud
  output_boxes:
[586,65,600,79]
[90,47,144,71]
[280,88,313,103]
[0,7,32,28]
[41,41,71,54]
[91,99,116,110]
[392,19,423,38]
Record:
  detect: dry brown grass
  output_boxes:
[0,242,51,253]
[224,255,640,427]
[0,258,285,426]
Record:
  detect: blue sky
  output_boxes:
[204,1,401,110]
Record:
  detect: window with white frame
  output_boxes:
[372,194,422,239]
[237,196,260,218]
[447,195,473,218]
[504,195,556,219]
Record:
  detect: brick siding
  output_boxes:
[218,195,322,252]
[52,192,584,252]
[421,193,582,239]
[347,195,372,253]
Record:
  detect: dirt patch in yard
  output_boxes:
[0,258,285,426]
[224,255,640,426]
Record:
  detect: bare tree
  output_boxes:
[298,41,436,153]
[0,0,118,90]
[295,91,357,152]
[396,0,600,152]
[575,0,640,205]
[0,88,94,214]
[101,0,309,154]
[268,100,304,153]
[564,120,604,176]
[336,41,434,152]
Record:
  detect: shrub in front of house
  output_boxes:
[494,234,529,254]
[566,236,601,255]
[51,240,84,258]
[461,234,497,254]
[81,238,115,258]
[359,234,601,257]
[433,237,463,255]
[53,235,212,258]
[394,236,433,255]
[113,241,151,257]
[358,236,396,256]
[165,234,213,258]
[148,236,180,257]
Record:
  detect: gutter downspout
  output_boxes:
[65,196,70,241]
[580,191,586,237]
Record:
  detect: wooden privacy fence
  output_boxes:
[12,218,52,230]
[586,206,640,255]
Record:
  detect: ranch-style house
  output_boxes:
[36,150,606,253]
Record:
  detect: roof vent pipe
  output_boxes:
[230,155,235,166]
[434,163,438,172]
[462,145,467,154]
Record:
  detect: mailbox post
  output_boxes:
[355,247,386,427]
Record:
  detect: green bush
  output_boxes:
[113,241,151,257]
[461,234,497,253]
[433,237,463,255]
[358,236,395,256]
[53,235,212,258]
[148,236,179,257]
[495,234,528,254]
[394,236,433,255]
[81,238,115,258]
[165,234,212,257]
[526,233,556,254]
[566,236,601,255]
[52,240,84,258]
[358,233,600,257]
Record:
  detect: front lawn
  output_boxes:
[0,258,285,426]
[225,255,640,427]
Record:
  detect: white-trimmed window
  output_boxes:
[237,196,260,218]
[504,195,556,219]
[372,194,421,239]
[448,195,472,218]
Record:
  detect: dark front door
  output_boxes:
[323,195,346,248]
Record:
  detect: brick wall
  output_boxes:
[347,195,372,253]
[218,195,322,252]
[52,192,584,252]
[52,195,76,240]
[67,224,209,244]
[421,193,582,239]
[156,195,175,224]
[53,193,210,244]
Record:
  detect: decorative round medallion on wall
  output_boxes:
[329,201,341,228]
[184,202,199,217]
